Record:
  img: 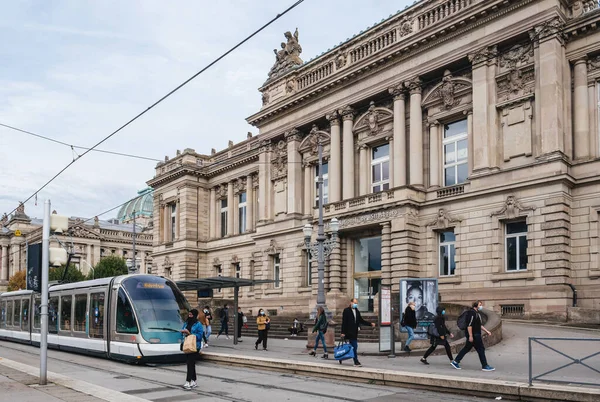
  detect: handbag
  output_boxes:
[334,340,355,362]
[265,321,271,330]
[183,334,197,354]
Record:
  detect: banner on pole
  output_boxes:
[27,243,43,292]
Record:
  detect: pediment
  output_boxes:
[299,125,330,156]
[353,102,393,135]
[68,225,104,240]
[422,73,472,109]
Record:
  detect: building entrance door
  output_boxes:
[353,236,382,313]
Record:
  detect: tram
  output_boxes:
[0,274,190,363]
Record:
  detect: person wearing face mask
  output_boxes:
[401,301,417,352]
[255,309,270,351]
[451,301,494,371]
[421,306,454,365]
[180,309,204,390]
[341,298,375,367]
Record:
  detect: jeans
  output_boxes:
[205,325,212,340]
[185,352,198,382]
[256,329,268,349]
[454,333,488,368]
[313,331,327,353]
[218,320,228,335]
[404,326,415,347]
[423,337,453,361]
[348,338,359,364]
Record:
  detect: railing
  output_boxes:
[529,337,600,387]
[297,61,334,90]
[437,184,464,198]
[417,0,474,29]
[501,304,524,318]
[349,28,397,64]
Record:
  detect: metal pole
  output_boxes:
[40,200,50,385]
[528,337,532,386]
[316,138,325,307]
[132,211,136,274]
[233,286,239,345]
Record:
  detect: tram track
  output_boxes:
[0,341,365,402]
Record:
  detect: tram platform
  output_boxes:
[0,357,147,402]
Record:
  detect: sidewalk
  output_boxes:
[0,357,147,402]
[202,322,600,401]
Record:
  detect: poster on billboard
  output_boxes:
[399,278,438,340]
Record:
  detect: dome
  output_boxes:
[117,188,154,223]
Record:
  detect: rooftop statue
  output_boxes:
[267,28,303,81]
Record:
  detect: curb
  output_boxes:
[0,357,148,402]
[201,352,600,402]
[504,320,600,332]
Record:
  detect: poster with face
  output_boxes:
[399,278,438,340]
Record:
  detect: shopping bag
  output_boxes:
[333,340,355,362]
[183,334,197,354]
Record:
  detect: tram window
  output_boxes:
[60,295,72,331]
[48,296,59,334]
[1,301,6,328]
[116,288,138,334]
[14,300,21,328]
[33,296,41,329]
[21,299,30,332]
[6,300,13,327]
[89,292,105,339]
[74,294,87,332]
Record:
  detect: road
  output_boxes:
[0,340,487,402]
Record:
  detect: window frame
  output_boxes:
[505,220,528,272]
[89,292,105,339]
[220,199,228,237]
[170,203,177,241]
[273,254,281,288]
[442,119,468,187]
[234,262,241,279]
[73,294,88,333]
[438,230,456,277]
[371,143,390,193]
[238,192,247,234]
[60,295,73,332]
[315,162,329,207]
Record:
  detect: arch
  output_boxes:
[422,72,472,107]
[352,101,393,134]
[299,125,331,155]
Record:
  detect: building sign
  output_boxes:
[26,243,42,293]
[399,278,438,340]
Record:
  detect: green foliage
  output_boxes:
[49,264,86,283]
[7,270,26,291]
[89,255,128,280]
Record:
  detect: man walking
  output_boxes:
[451,300,495,371]
[341,298,375,367]
[237,307,245,341]
[217,304,230,339]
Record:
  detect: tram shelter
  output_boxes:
[175,277,277,345]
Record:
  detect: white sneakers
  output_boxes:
[183,380,197,390]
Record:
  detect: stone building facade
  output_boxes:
[149,0,600,320]
[0,204,153,291]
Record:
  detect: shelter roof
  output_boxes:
[175,277,276,290]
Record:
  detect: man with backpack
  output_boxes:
[217,304,230,340]
[451,300,495,371]
[420,306,454,365]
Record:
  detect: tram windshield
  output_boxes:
[122,276,190,344]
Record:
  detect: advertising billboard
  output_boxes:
[399,278,438,340]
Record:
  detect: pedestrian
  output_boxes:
[420,306,454,365]
[217,304,230,339]
[309,306,328,359]
[451,301,495,371]
[203,306,212,346]
[340,298,375,367]
[289,318,302,336]
[197,308,209,348]
[180,309,204,390]
[255,308,270,351]
[401,301,417,352]
[237,307,244,341]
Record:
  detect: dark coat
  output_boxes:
[341,307,371,340]
[402,306,417,329]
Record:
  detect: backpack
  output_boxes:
[457,310,469,331]
[427,323,440,338]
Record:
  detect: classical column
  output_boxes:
[286,129,303,215]
[573,58,590,159]
[163,204,169,242]
[86,245,92,271]
[406,78,424,187]
[2,245,8,281]
[246,174,254,232]
[469,50,492,171]
[467,110,474,176]
[381,222,391,287]
[303,162,313,215]
[328,237,341,295]
[209,188,216,238]
[341,106,355,199]
[359,145,368,195]
[258,142,272,222]
[328,112,342,202]
[227,181,234,236]
[429,121,440,188]
[389,85,406,187]
[175,199,181,240]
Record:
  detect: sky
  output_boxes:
[0,0,413,222]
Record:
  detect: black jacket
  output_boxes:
[433,315,450,337]
[402,306,417,329]
[341,307,371,340]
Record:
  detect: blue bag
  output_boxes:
[334,340,355,364]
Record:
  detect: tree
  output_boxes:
[7,270,26,291]
[49,264,86,283]
[89,255,128,280]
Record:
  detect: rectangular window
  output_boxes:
[315,163,329,206]
[439,231,456,276]
[33,296,41,329]
[443,120,468,186]
[49,296,59,334]
[60,295,72,331]
[506,221,528,271]
[234,262,241,279]
[6,300,13,327]
[170,203,177,241]
[21,299,29,331]
[74,294,87,333]
[90,293,104,339]
[238,192,247,234]
[1,301,6,328]
[220,199,228,237]
[371,144,390,193]
[116,288,138,334]
[273,254,281,288]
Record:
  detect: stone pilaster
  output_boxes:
[286,129,303,216]
[246,174,254,232]
[429,121,440,189]
[389,86,406,187]
[328,112,342,203]
[341,106,355,199]
[540,195,572,284]
[175,198,181,240]
[573,58,590,160]
[227,181,234,236]
[303,162,313,215]
[406,78,423,187]
[258,141,272,222]
[359,145,368,195]
[466,110,474,176]
[209,188,216,238]
[1,245,8,281]
[381,222,391,287]
[163,204,170,242]
[390,209,421,293]
[328,238,342,295]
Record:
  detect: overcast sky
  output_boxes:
[0,0,412,221]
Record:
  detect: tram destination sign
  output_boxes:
[27,243,43,293]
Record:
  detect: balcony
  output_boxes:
[321,187,425,218]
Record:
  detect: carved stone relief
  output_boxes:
[491,195,536,219]
[399,17,413,37]
[427,209,462,229]
[271,140,288,180]
[300,125,330,157]
[265,239,282,255]
[589,56,600,71]
[335,52,347,69]
[353,101,393,135]
[436,70,460,109]
[267,28,303,81]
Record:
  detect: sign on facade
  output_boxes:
[399,278,438,340]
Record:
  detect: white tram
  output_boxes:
[0,274,190,363]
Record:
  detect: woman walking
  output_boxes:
[402,301,417,352]
[421,306,454,365]
[180,309,204,390]
[203,306,212,346]
[255,308,270,351]
[309,306,328,359]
